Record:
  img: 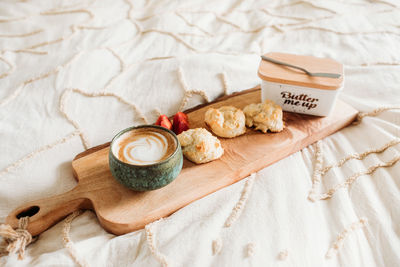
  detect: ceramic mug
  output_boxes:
[109,125,183,191]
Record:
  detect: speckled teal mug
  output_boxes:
[109,125,183,191]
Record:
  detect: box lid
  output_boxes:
[258,52,343,90]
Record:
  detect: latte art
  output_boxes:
[113,128,176,165]
[120,132,168,165]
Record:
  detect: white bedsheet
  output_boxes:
[0,0,399,266]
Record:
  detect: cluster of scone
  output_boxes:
[178,100,284,164]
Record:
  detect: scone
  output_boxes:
[204,106,246,138]
[177,128,224,164]
[243,100,284,133]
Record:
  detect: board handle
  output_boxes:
[5,187,91,236]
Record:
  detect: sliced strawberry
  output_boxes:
[173,112,188,123]
[172,112,190,135]
[155,115,172,130]
[175,119,189,134]
[160,119,172,130]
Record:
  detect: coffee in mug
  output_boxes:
[112,127,177,165]
[109,125,183,191]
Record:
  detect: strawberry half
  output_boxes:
[173,112,188,122]
[175,119,189,135]
[155,115,172,130]
[172,112,189,135]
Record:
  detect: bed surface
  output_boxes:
[0,0,399,266]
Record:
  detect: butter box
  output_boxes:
[258,52,343,116]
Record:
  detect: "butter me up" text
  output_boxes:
[280,91,318,110]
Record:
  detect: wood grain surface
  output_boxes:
[6,87,358,236]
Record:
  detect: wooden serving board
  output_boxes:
[6,87,358,236]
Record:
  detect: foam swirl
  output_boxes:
[114,130,173,165]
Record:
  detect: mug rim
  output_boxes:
[109,125,181,168]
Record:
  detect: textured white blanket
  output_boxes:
[0,0,399,266]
